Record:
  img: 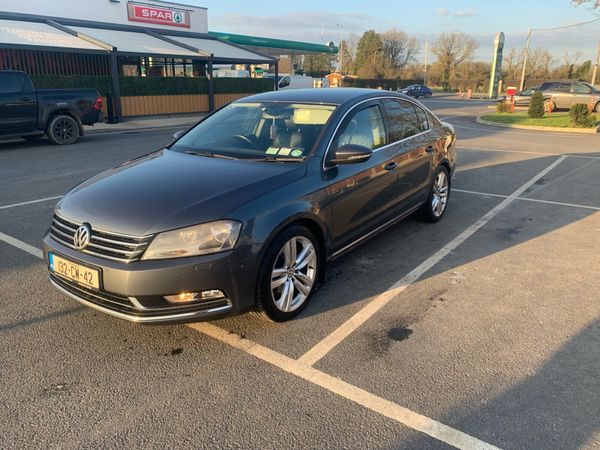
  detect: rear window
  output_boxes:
[0,73,24,94]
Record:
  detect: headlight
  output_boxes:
[142,220,241,260]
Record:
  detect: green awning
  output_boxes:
[209,31,338,54]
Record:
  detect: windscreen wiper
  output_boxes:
[184,151,238,160]
[258,156,306,163]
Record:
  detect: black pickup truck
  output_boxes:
[0,71,103,145]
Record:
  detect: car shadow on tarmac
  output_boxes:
[402,316,600,450]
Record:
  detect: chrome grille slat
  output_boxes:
[50,214,153,263]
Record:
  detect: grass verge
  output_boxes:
[480,111,599,129]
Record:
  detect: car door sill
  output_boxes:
[330,203,422,260]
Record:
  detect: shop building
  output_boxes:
[0,0,278,121]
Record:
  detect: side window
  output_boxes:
[414,105,429,131]
[0,73,25,94]
[332,105,387,151]
[382,98,423,142]
[558,83,571,92]
[573,84,592,94]
[279,76,290,88]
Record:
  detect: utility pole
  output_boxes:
[423,38,429,85]
[519,28,532,92]
[336,24,344,75]
[592,41,600,87]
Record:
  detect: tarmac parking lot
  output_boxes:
[1,97,599,449]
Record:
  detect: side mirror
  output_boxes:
[172,129,186,140]
[329,144,372,165]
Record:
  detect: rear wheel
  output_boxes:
[47,115,80,145]
[255,225,320,322]
[595,102,600,113]
[417,165,450,223]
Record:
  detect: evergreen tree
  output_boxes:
[528,91,545,118]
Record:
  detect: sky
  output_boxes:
[185,0,600,63]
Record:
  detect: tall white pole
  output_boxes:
[423,38,429,85]
[592,41,600,87]
[519,28,532,92]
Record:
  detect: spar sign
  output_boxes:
[127,2,190,28]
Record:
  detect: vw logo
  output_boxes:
[73,223,92,250]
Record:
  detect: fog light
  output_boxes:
[164,290,225,304]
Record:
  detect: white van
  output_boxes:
[274,75,316,90]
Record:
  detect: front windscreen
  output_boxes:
[170,102,337,161]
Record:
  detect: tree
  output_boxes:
[302,53,334,77]
[339,39,354,75]
[528,91,545,118]
[431,32,478,89]
[572,0,600,7]
[380,29,419,78]
[353,30,385,78]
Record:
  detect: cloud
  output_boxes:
[436,8,449,17]
[208,11,395,43]
[454,8,477,17]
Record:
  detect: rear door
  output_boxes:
[555,83,573,108]
[327,102,400,251]
[0,72,36,135]
[380,98,433,210]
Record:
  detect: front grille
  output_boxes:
[50,214,153,263]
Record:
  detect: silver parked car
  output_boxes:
[539,81,600,112]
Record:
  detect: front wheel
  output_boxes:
[255,225,320,322]
[47,115,80,145]
[417,166,451,223]
[595,102,600,113]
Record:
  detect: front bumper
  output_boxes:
[43,232,260,324]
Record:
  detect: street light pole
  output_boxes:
[423,38,429,85]
[592,41,600,87]
[519,28,532,92]
[336,24,343,75]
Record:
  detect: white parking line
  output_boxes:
[454,124,589,137]
[439,114,470,121]
[0,195,62,210]
[297,155,568,367]
[0,232,43,259]
[458,146,600,160]
[0,233,500,449]
[454,188,600,211]
[190,323,500,450]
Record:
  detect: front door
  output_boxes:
[0,72,36,135]
[326,102,400,251]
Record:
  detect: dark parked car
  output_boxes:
[0,70,103,144]
[44,88,457,323]
[399,84,432,98]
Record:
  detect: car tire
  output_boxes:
[595,102,600,113]
[47,114,80,145]
[417,165,451,223]
[254,225,321,322]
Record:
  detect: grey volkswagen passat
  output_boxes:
[43,88,456,323]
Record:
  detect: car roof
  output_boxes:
[240,88,406,106]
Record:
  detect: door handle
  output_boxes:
[384,161,398,171]
[20,97,33,102]
[425,145,435,153]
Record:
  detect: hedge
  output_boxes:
[342,78,420,90]
[30,75,274,96]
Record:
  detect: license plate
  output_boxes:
[49,253,100,289]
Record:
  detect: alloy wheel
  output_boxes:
[53,118,75,143]
[432,170,449,217]
[270,236,317,312]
